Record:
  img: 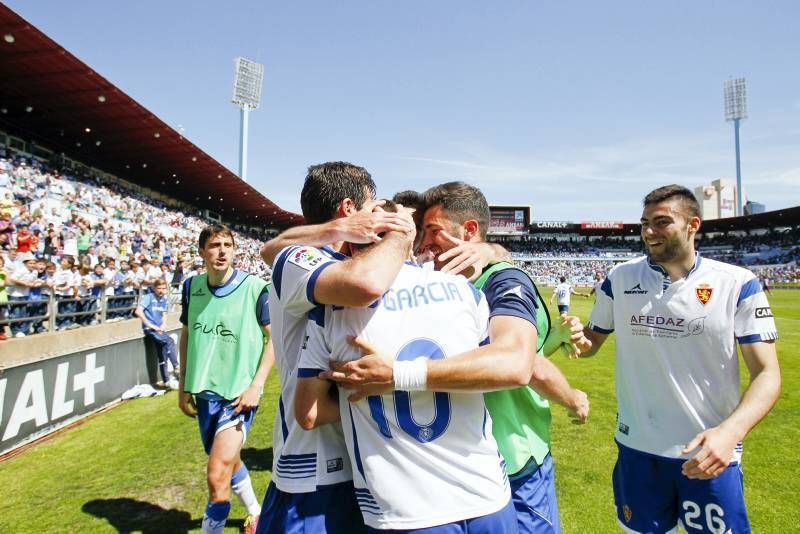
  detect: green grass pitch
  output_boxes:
[1,289,797,532]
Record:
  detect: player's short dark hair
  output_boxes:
[560,276,566,283]
[423,182,490,240]
[643,185,702,220]
[199,224,235,250]
[300,162,376,225]
[392,190,424,212]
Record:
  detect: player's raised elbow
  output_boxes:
[296,411,318,431]
[294,400,320,430]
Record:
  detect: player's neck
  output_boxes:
[657,250,697,282]
[207,266,234,287]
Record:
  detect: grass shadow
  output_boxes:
[240,446,273,472]
[82,498,245,533]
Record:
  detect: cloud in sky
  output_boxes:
[386,128,798,221]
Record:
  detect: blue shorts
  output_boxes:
[613,441,749,533]
[256,480,366,534]
[510,453,561,533]
[557,305,569,314]
[196,394,257,455]
[366,499,517,534]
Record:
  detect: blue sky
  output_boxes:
[7,1,800,221]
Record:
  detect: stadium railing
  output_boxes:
[0,283,182,337]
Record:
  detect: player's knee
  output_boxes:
[207,457,235,490]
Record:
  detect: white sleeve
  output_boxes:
[298,309,332,376]
[588,276,615,333]
[272,245,338,317]
[735,276,779,344]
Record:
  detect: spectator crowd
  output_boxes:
[0,150,274,340]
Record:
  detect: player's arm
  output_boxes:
[424,314,537,391]
[549,291,556,305]
[528,356,589,423]
[682,340,780,480]
[259,200,414,267]
[578,327,608,357]
[577,276,614,357]
[326,274,540,396]
[176,279,196,417]
[177,325,196,417]
[133,304,150,328]
[295,377,341,430]
[295,315,340,429]
[313,230,414,307]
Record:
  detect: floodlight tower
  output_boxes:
[232,57,264,182]
[724,78,747,216]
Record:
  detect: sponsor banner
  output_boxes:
[533,221,572,229]
[0,328,181,455]
[581,221,625,230]
[489,206,530,234]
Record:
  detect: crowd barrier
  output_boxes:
[0,285,181,337]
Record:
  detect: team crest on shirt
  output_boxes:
[623,504,632,523]
[290,247,325,270]
[695,283,713,306]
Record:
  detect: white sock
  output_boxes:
[231,464,261,516]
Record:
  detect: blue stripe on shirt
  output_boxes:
[737,278,763,306]
[600,277,613,299]
[272,246,297,300]
[305,260,335,304]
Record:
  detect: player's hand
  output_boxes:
[319,336,394,397]
[437,231,495,281]
[333,200,416,244]
[178,391,197,418]
[232,385,261,415]
[553,314,591,358]
[681,425,740,479]
[567,388,589,424]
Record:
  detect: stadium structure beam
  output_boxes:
[1,46,64,63]
[0,68,91,85]
[0,86,113,103]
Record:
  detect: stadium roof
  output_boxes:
[0,4,302,228]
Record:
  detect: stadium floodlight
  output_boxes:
[724,78,747,216]
[232,57,264,182]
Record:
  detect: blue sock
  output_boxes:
[202,501,230,534]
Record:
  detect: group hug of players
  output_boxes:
[178,162,781,534]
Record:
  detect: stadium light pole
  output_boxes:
[232,57,264,182]
[724,78,747,217]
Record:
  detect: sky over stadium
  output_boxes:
[7,1,800,222]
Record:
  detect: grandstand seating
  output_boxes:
[0,147,273,339]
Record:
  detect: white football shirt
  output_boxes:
[268,245,353,493]
[554,282,573,306]
[588,255,778,461]
[299,264,510,530]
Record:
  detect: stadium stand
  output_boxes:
[490,212,800,287]
[0,150,279,339]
